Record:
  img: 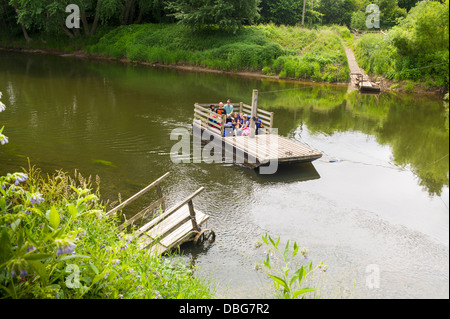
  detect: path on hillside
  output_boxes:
[344,46,369,84]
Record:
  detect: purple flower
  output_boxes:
[30,193,45,205]
[20,269,28,277]
[14,173,28,184]
[27,245,36,253]
[56,242,76,256]
[0,134,8,145]
[112,259,120,267]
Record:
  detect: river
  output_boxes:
[0,51,448,298]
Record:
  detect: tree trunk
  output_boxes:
[20,23,32,42]
[128,0,136,24]
[12,3,32,42]
[90,12,99,35]
[302,0,307,27]
[135,7,143,24]
[122,0,134,25]
[81,10,90,36]
[61,25,75,39]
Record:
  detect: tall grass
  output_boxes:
[87,23,350,83]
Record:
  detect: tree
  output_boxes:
[398,0,421,11]
[166,0,261,32]
[259,0,321,26]
[317,0,358,26]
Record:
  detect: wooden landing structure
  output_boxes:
[345,46,381,93]
[193,96,322,168]
[106,173,213,255]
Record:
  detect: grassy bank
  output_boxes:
[86,23,350,83]
[0,165,214,299]
[352,1,449,94]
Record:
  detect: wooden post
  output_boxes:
[156,184,166,212]
[269,112,274,134]
[239,102,243,114]
[188,200,200,231]
[221,115,226,137]
[250,90,258,138]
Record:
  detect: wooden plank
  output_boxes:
[243,104,273,117]
[145,205,190,240]
[106,172,170,216]
[194,114,222,134]
[139,208,210,254]
[137,187,205,235]
[119,196,166,231]
[160,211,209,248]
[194,108,223,123]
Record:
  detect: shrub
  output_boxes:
[0,166,213,299]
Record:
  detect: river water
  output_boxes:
[0,51,448,299]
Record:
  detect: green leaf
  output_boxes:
[11,218,21,232]
[283,240,290,261]
[67,204,78,219]
[268,235,275,247]
[262,234,268,245]
[49,205,60,229]
[293,242,299,258]
[0,227,11,263]
[293,288,316,298]
[57,254,91,262]
[290,268,301,286]
[267,274,289,292]
[92,271,107,285]
[298,266,305,284]
[89,263,99,275]
[263,256,271,269]
[28,260,48,284]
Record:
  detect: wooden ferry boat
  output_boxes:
[192,91,323,169]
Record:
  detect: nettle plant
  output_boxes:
[0,91,8,146]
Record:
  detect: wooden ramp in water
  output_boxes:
[106,173,213,255]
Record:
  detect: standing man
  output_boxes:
[224,99,234,119]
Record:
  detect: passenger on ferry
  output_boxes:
[224,99,234,119]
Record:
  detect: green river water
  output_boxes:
[0,51,448,298]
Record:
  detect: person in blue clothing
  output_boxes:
[224,99,234,120]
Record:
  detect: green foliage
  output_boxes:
[317,0,358,27]
[88,23,284,72]
[88,23,350,82]
[259,234,326,299]
[165,0,261,32]
[259,0,323,26]
[271,29,350,82]
[0,166,214,299]
[355,0,449,87]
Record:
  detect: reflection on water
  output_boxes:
[0,51,448,298]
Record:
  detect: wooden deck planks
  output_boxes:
[225,134,322,164]
[137,204,209,254]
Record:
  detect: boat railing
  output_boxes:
[194,103,274,135]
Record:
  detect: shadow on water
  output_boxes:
[251,162,320,184]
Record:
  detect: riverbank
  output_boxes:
[0,22,447,97]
